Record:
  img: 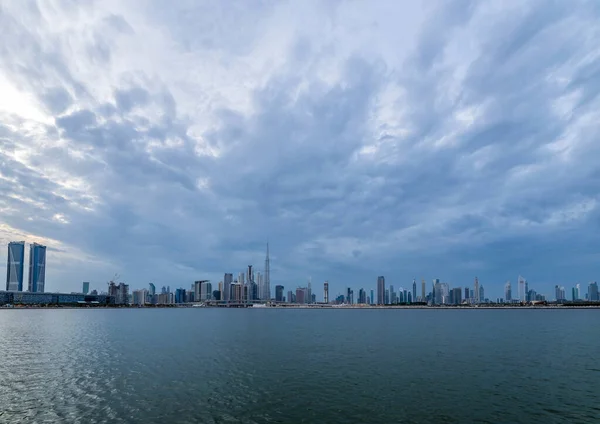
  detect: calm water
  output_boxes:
[0,309,598,423]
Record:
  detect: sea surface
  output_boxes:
[0,308,598,423]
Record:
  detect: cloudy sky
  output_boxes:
[1,0,599,299]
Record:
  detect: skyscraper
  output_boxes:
[479,285,484,303]
[474,277,480,304]
[275,285,284,302]
[223,273,233,301]
[6,241,25,291]
[504,281,512,301]
[518,275,526,301]
[82,282,90,294]
[370,289,374,305]
[421,279,426,301]
[412,279,417,303]
[264,243,271,301]
[149,283,156,296]
[324,281,329,303]
[464,287,469,302]
[377,276,385,305]
[28,243,46,293]
[588,282,599,301]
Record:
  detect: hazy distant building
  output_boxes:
[479,285,484,303]
[588,282,599,302]
[451,287,462,305]
[518,276,526,301]
[358,288,366,304]
[474,277,480,303]
[464,287,470,302]
[133,289,148,305]
[296,288,305,304]
[28,243,46,293]
[412,279,417,303]
[275,285,284,302]
[149,283,156,296]
[434,282,449,305]
[82,282,90,294]
[505,281,512,301]
[287,290,294,303]
[421,279,426,302]
[223,273,233,301]
[572,284,581,301]
[370,290,374,305]
[6,241,25,291]
[377,276,385,305]
[324,281,329,303]
[200,282,212,301]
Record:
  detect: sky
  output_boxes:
[1,0,600,300]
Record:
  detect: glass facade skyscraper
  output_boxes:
[6,241,25,291]
[28,243,46,293]
[377,276,385,305]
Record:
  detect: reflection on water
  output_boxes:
[0,309,598,423]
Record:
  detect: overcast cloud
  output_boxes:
[1,0,599,298]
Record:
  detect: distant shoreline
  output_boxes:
[1,305,599,310]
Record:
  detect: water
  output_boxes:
[0,308,598,423]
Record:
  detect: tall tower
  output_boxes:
[377,276,385,305]
[324,281,329,303]
[28,243,46,293]
[504,281,512,301]
[308,277,312,304]
[264,243,270,300]
[412,279,417,302]
[518,275,526,301]
[421,279,426,301]
[6,241,25,291]
[474,277,480,304]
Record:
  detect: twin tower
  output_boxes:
[5,241,47,293]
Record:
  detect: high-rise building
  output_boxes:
[505,281,512,301]
[518,275,526,301]
[434,282,449,304]
[6,241,25,291]
[555,285,562,301]
[82,282,90,294]
[275,285,284,302]
[28,243,46,292]
[255,272,263,299]
[175,288,186,304]
[587,282,598,301]
[452,287,462,305]
[421,279,426,301]
[149,283,156,296]
[296,288,306,304]
[287,290,294,303]
[324,281,329,303]
[358,288,366,304]
[223,273,233,301]
[264,243,271,301]
[200,282,212,301]
[377,276,385,305]
[474,277,480,303]
[385,289,389,305]
[370,290,374,305]
[479,285,484,303]
[464,287,470,302]
[412,279,417,302]
[572,284,580,301]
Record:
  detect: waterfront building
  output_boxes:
[479,285,484,303]
[505,281,512,301]
[149,283,156,296]
[296,288,306,304]
[264,243,271,301]
[358,288,366,304]
[324,281,329,303]
[175,288,186,304]
[82,282,90,294]
[589,282,599,301]
[412,279,417,303]
[403,289,408,304]
[464,287,469,302]
[223,273,233,301]
[385,289,389,305]
[518,275,526,301]
[133,289,147,305]
[474,277,480,303]
[377,276,385,305]
[452,287,462,305]
[287,290,293,303]
[421,279,426,302]
[370,289,374,305]
[275,285,284,302]
[28,243,46,292]
[6,241,25,291]
[407,292,412,304]
[200,282,212,301]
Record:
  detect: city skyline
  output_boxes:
[2,2,600,298]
